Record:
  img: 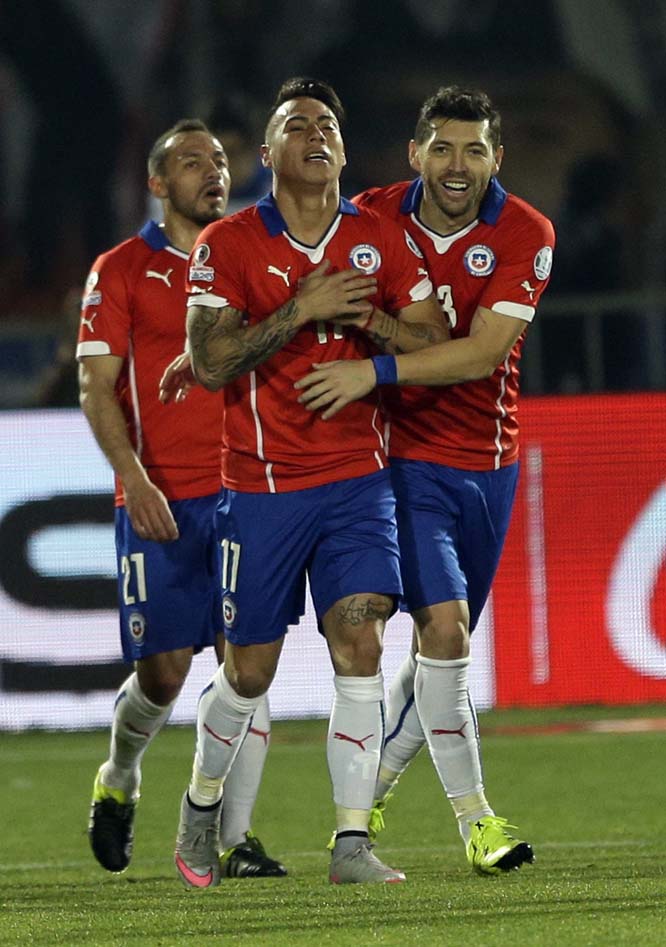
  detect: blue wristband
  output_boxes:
[371,355,398,386]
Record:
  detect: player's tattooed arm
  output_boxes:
[187,301,302,389]
[363,306,447,354]
[329,294,448,355]
[187,261,379,388]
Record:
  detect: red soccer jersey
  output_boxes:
[76,221,223,504]
[354,178,555,470]
[186,195,433,493]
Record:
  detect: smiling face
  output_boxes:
[410,118,503,234]
[149,130,230,226]
[261,96,346,187]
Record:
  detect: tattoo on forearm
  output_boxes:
[335,595,393,627]
[188,300,301,388]
[367,309,397,352]
[367,309,438,355]
[403,322,439,344]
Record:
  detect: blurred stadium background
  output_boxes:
[1,0,665,730]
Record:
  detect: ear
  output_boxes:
[148,174,167,200]
[408,140,422,173]
[260,143,272,169]
[341,146,347,169]
[493,144,505,176]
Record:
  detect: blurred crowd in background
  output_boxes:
[1,0,665,406]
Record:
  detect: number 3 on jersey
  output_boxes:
[121,553,147,604]
[437,284,458,329]
[220,538,241,592]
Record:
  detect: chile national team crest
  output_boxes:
[222,595,237,629]
[349,244,382,274]
[464,244,496,277]
[128,612,146,645]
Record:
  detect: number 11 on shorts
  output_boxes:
[220,539,241,593]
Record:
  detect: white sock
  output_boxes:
[189,667,263,807]
[99,672,175,799]
[328,673,385,831]
[376,651,425,799]
[220,691,271,849]
[414,654,487,811]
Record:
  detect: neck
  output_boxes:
[162,211,203,254]
[273,180,340,244]
[418,194,478,236]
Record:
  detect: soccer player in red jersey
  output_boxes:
[296,86,555,874]
[160,78,447,886]
[78,119,285,879]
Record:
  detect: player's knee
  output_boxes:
[419,620,469,660]
[140,673,184,706]
[331,629,384,676]
[136,649,192,705]
[225,663,271,699]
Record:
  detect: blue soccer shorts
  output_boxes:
[216,469,402,646]
[390,458,519,631]
[115,493,222,662]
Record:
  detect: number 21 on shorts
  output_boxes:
[121,553,147,604]
[220,538,241,592]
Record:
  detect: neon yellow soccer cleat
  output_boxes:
[466,816,535,875]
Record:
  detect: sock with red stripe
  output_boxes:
[100,672,175,799]
[220,685,271,848]
[189,667,263,807]
[328,673,385,832]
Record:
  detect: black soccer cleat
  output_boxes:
[220,832,287,878]
[88,771,136,873]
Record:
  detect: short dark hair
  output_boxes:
[266,77,345,132]
[414,86,501,150]
[147,118,212,176]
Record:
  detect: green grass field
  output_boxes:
[1,706,664,947]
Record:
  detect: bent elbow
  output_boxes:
[479,349,510,380]
[191,359,223,391]
[195,367,224,391]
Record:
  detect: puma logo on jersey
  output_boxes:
[521,280,536,300]
[81,312,98,333]
[267,264,291,286]
[146,267,173,287]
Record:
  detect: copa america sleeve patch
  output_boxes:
[193,244,211,265]
[404,230,424,259]
[534,246,553,280]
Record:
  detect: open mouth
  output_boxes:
[441,180,469,194]
[203,184,225,199]
[305,151,330,163]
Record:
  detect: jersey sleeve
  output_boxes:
[186,220,247,312]
[351,187,381,209]
[482,214,556,323]
[76,248,132,359]
[375,213,433,313]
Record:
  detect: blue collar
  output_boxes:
[139,220,171,250]
[399,175,507,226]
[256,192,359,237]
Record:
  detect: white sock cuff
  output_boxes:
[125,672,175,716]
[333,672,384,702]
[416,654,470,670]
[212,666,264,717]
